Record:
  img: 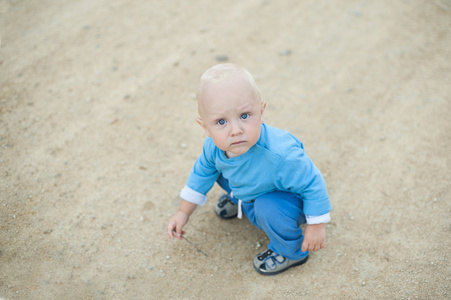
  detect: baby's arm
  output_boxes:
[167,199,197,240]
[301,223,326,252]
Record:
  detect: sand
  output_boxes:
[1,0,450,299]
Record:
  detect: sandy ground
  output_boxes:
[1,0,450,299]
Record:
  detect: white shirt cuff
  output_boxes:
[180,185,207,206]
[305,212,331,224]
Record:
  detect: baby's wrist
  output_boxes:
[306,223,326,228]
[177,209,190,217]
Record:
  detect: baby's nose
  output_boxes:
[230,123,243,135]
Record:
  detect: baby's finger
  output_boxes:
[301,241,308,253]
[174,225,184,240]
[167,222,176,240]
[312,243,320,252]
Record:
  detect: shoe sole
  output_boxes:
[254,255,309,276]
[214,210,238,219]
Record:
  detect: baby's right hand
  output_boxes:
[167,210,189,240]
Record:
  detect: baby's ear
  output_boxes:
[260,100,267,122]
[196,117,210,136]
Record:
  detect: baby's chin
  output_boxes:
[225,146,253,158]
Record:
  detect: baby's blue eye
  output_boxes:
[241,113,249,120]
[217,119,226,125]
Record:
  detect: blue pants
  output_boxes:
[217,175,309,260]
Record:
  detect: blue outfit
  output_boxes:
[181,123,331,260]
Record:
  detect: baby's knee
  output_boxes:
[254,192,305,226]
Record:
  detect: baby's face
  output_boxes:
[197,76,265,158]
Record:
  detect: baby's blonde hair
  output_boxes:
[197,63,262,102]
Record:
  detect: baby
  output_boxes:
[167,63,331,275]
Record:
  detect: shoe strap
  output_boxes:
[237,199,243,219]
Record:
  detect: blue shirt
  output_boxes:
[182,123,331,216]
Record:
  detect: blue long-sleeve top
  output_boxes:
[181,123,331,217]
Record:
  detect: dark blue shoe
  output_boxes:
[214,194,238,219]
[253,248,309,276]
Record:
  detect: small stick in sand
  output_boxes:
[174,231,208,257]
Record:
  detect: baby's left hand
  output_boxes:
[301,223,326,252]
